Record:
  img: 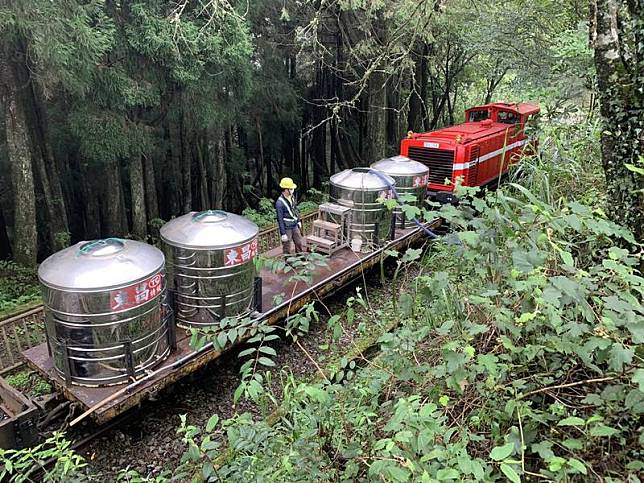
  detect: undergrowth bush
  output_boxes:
[168,176,641,482]
[0,261,40,316]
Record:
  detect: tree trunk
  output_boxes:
[365,70,387,162]
[103,158,127,237]
[408,44,429,133]
[166,119,183,217]
[180,116,192,212]
[194,137,208,210]
[591,0,643,242]
[80,160,101,240]
[9,36,69,253]
[0,208,11,259]
[257,118,270,197]
[213,138,226,209]
[128,147,147,239]
[28,82,69,251]
[0,50,37,266]
[386,80,398,151]
[143,153,159,222]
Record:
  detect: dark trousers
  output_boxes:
[282,226,305,254]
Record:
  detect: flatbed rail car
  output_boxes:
[401,102,540,202]
[22,220,440,425]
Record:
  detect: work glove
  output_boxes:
[281,234,289,242]
[298,221,302,230]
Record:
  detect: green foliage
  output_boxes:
[512,116,604,206]
[0,261,40,316]
[6,371,52,398]
[0,432,86,482]
[242,198,278,228]
[169,124,642,481]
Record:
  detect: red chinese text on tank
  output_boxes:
[110,273,163,312]
[412,174,429,187]
[224,238,258,267]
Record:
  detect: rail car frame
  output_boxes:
[22,220,440,425]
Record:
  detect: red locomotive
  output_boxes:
[401,102,540,202]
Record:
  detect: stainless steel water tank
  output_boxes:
[329,168,396,247]
[38,238,173,387]
[371,155,428,228]
[160,210,259,329]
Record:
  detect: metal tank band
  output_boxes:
[329,168,396,247]
[370,155,429,229]
[160,210,259,329]
[38,238,174,387]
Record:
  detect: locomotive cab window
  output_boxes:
[496,110,519,125]
[468,109,489,122]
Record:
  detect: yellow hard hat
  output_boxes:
[279,177,297,189]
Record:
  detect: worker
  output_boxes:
[276,177,305,254]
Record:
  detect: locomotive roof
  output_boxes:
[469,101,540,115]
[412,102,540,144]
[415,123,510,143]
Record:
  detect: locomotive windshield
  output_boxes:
[468,109,489,122]
[496,110,519,125]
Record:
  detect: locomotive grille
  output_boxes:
[407,147,454,185]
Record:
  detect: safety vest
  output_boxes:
[278,195,299,223]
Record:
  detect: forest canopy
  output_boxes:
[4,0,639,266]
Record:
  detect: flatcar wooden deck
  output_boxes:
[23,221,439,424]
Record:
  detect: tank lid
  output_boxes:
[330,168,395,190]
[371,155,429,176]
[160,210,259,250]
[38,238,165,291]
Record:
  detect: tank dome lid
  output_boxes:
[38,238,165,291]
[330,168,395,191]
[371,155,429,176]
[160,210,259,250]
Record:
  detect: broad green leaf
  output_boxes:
[206,414,219,432]
[557,416,585,427]
[258,356,275,367]
[489,442,514,461]
[589,424,620,437]
[238,347,255,358]
[567,458,587,474]
[608,343,634,371]
[436,468,460,480]
[633,369,644,392]
[227,327,238,343]
[259,346,277,356]
[625,460,644,471]
[532,441,554,459]
[562,439,583,450]
[187,442,200,461]
[216,331,228,350]
[628,322,644,344]
[559,250,574,266]
[386,465,410,482]
[401,248,422,263]
[500,463,521,483]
